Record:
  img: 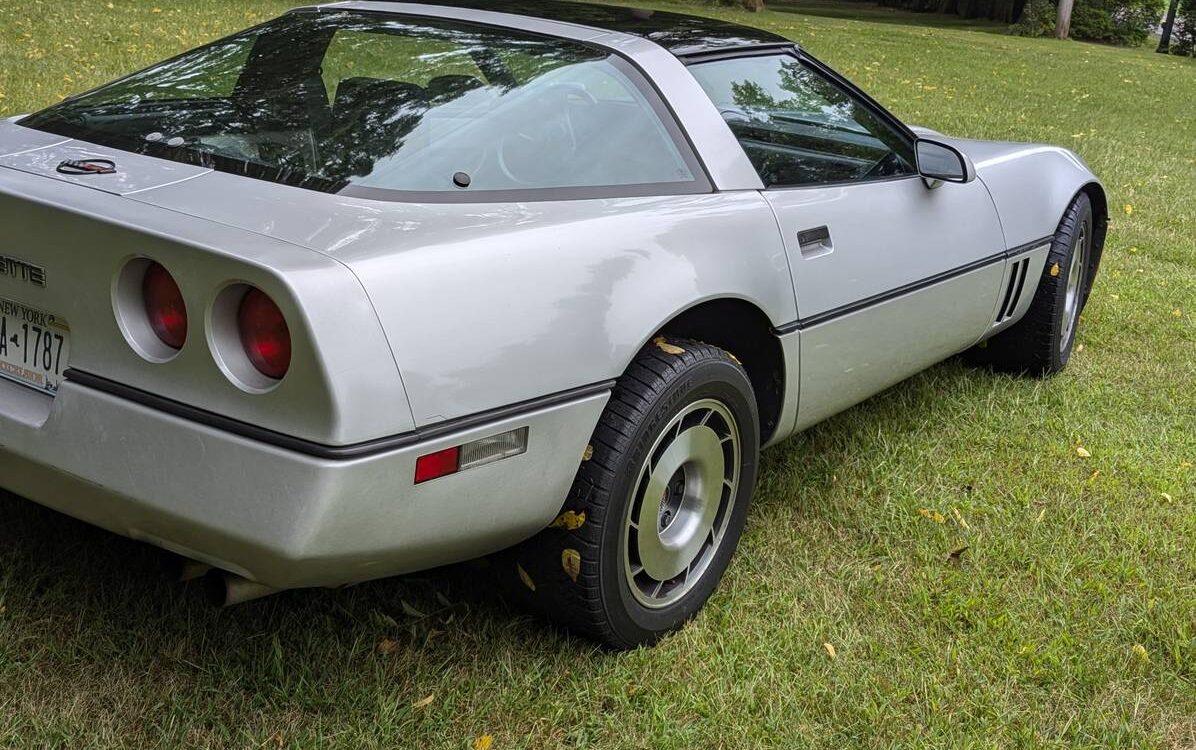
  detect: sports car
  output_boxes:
[0,0,1105,648]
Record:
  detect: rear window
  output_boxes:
[20,11,706,201]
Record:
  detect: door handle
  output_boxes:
[797,226,833,258]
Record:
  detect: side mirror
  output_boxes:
[916,138,976,187]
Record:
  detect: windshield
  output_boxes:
[20,11,705,200]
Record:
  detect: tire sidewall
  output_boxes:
[597,359,759,645]
[1049,194,1093,369]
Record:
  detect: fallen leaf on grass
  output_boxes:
[260,731,284,748]
[918,508,945,524]
[1132,643,1149,663]
[946,545,970,564]
[1172,308,1183,318]
[473,735,495,750]
[1076,446,1091,458]
[400,600,426,618]
[376,638,398,655]
[1123,203,1133,216]
[823,642,836,659]
[412,694,436,710]
[1161,492,1173,502]
[951,507,969,529]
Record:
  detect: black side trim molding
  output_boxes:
[1005,235,1055,259]
[772,236,1054,335]
[64,369,615,460]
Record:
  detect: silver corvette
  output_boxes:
[0,0,1105,648]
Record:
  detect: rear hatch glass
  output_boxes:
[19,11,705,202]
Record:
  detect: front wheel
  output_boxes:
[966,192,1097,376]
[504,338,760,649]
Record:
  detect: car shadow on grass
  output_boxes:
[0,360,991,706]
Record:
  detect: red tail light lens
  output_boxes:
[238,288,291,380]
[142,262,187,349]
[414,446,460,484]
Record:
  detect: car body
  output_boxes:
[0,1,1105,629]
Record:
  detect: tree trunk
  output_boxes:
[1056,0,1074,38]
[1158,0,1180,51]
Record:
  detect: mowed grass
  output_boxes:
[1,0,1194,747]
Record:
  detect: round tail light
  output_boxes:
[238,288,291,380]
[142,262,187,349]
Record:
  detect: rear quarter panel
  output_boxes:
[343,192,795,425]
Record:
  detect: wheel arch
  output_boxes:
[1076,181,1108,298]
[642,297,787,444]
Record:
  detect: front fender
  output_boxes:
[914,129,1104,249]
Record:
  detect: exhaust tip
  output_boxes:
[202,570,229,607]
[203,570,280,607]
[160,551,211,582]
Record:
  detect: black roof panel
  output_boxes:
[395,0,792,54]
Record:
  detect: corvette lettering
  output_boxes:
[0,255,46,288]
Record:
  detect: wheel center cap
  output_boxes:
[658,468,686,533]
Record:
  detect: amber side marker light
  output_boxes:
[414,427,529,484]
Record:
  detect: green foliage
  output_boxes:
[1010,0,1057,34]
[883,0,1165,42]
[1171,0,1196,54]
[1069,0,1166,43]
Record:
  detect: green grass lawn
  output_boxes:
[1,1,1193,748]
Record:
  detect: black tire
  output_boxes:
[502,337,760,649]
[966,192,1097,376]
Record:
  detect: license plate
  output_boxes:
[0,297,70,395]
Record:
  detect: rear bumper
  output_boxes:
[0,377,607,588]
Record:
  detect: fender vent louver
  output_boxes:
[996,258,1031,323]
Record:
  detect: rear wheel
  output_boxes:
[966,192,1096,375]
[503,338,759,649]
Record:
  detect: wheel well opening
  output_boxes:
[1081,182,1109,261]
[1085,180,1109,241]
[658,299,785,443]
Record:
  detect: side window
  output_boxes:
[689,54,915,188]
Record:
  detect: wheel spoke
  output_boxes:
[621,398,743,610]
